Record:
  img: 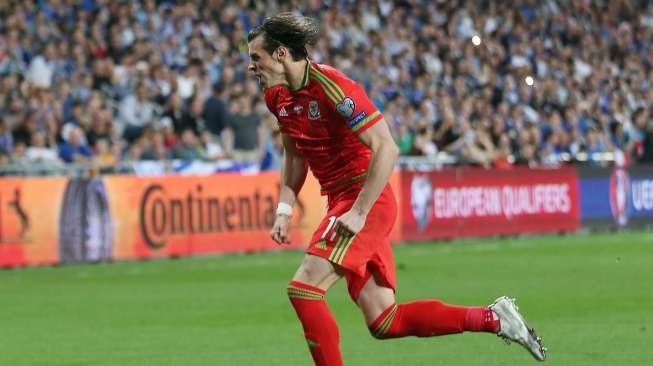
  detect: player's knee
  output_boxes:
[286,283,294,299]
[367,328,385,340]
[286,282,302,300]
[291,254,341,288]
[294,265,319,284]
[287,281,325,302]
[364,302,399,340]
[368,327,386,340]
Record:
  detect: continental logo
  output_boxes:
[139,184,278,249]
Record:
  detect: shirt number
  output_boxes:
[321,215,337,241]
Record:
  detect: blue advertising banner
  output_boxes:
[579,166,653,228]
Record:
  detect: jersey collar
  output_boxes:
[288,58,311,91]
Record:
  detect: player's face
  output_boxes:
[248,35,284,87]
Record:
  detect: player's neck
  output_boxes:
[286,58,308,90]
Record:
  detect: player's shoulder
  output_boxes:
[264,84,293,117]
[265,84,291,103]
[309,61,355,87]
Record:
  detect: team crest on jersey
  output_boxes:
[308,100,320,120]
[336,97,355,118]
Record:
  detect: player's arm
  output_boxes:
[334,119,398,237]
[271,133,308,244]
[278,133,308,210]
[351,119,398,215]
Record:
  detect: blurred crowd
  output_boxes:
[1,0,653,173]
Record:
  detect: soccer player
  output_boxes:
[247,13,546,365]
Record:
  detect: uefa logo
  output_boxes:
[410,175,433,231]
[609,168,630,227]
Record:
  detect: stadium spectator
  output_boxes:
[92,138,116,168]
[65,101,85,126]
[413,126,438,157]
[118,82,155,142]
[25,43,56,88]
[141,129,172,161]
[25,130,61,165]
[395,123,415,155]
[2,95,25,130]
[172,127,202,160]
[259,128,283,171]
[86,108,114,148]
[10,140,29,165]
[0,117,13,155]
[12,111,38,146]
[162,93,187,133]
[202,83,229,138]
[58,125,92,163]
[199,130,225,161]
[224,93,263,161]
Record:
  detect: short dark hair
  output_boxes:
[247,13,319,61]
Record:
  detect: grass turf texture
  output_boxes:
[1,231,651,365]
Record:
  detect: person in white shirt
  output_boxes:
[25,130,62,164]
[26,44,57,88]
[118,83,155,142]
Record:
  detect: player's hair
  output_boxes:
[247,13,319,61]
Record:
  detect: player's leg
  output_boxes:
[357,272,500,339]
[287,253,346,366]
[355,265,546,361]
[292,252,345,288]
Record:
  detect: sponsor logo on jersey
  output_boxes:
[348,111,367,128]
[315,240,328,250]
[336,97,355,118]
[293,105,303,114]
[308,100,320,120]
[279,107,288,117]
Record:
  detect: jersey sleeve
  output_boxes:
[310,65,383,136]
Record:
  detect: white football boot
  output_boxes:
[489,296,547,361]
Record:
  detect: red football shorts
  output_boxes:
[307,184,398,302]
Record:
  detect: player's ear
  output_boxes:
[275,46,287,62]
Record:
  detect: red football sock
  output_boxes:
[369,300,500,339]
[287,281,343,366]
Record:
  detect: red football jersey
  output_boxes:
[264,60,384,199]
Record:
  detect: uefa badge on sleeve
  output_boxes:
[308,99,321,120]
[336,97,355,118]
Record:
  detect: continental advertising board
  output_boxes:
[105,172,316,259]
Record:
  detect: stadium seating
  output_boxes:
[1,0,653,175]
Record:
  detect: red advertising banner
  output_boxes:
[0,177,66,267]
[105,171,402,260]
[105,172,318,259]
[401,166,580,241]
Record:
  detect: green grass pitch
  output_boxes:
[1,231,651,365]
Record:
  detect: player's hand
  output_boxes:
[270,214,292,245]
[334,209,367,238]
